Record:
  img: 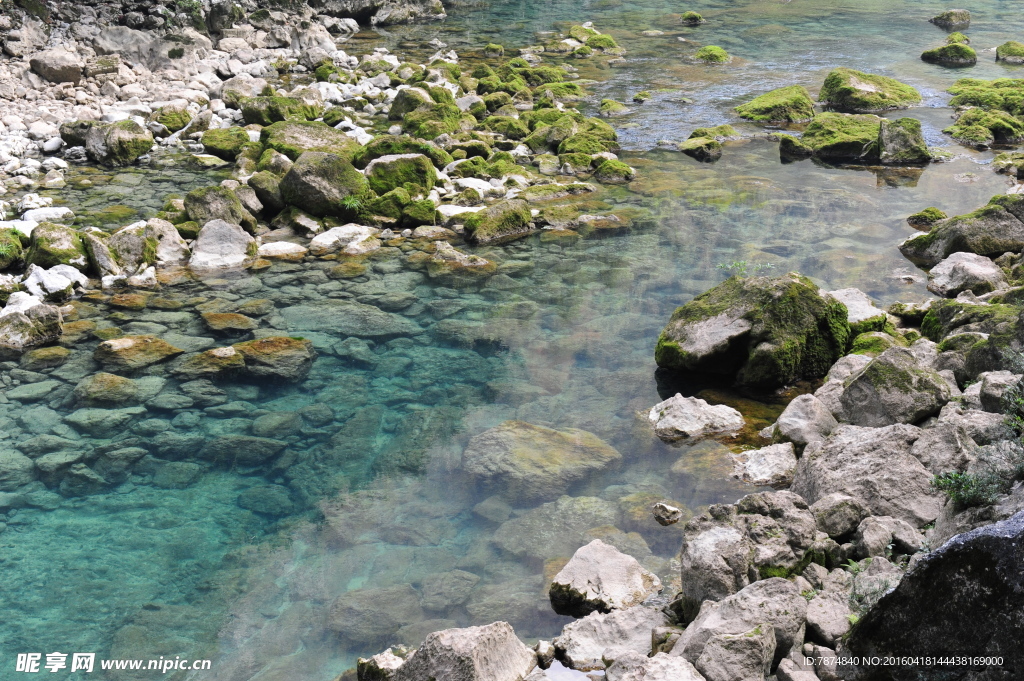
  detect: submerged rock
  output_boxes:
[94,335,183,370]
[655,273,850,389]
[461,421,622,503]
[647,394,744,442]
[232,336,316,382]
[549,539,662,617]
[846,510,1024,679]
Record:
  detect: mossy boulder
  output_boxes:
[695,45,729,63]
[947,78,1024,116]
[838,347,952,426]
[568,25,600,42]
[654,272,851,389]
[25,222,89,272]
[899,194,1024,266]
[801,112,881,162]
[593,159,635,183]
[558,133,615,155]
[247,171,284,213]
[152,104,192,133]
[365,154,437,196]
[992,151,1024,178]
[921,43,977,66]
[946,32,970,45]
[878,118,930,165]
[735,85,815,123]
[996,41,1024,64]
[599,99,629,117]
[482,115,530,139]
[401,199,442,227]
[778,134,813,158]
[363,187,412,221]
[260,121,362,162]
[279,151,368,218]
[818,68,921,113]
[73,372,139,406]
[84,120,154,167]
[388,87,434,120]
[404,102,471,139]
[463,199,533,244]
[483,43,504,57]
[679,137,722,162]
[680,11,705,25]
[906,207,947,228]
[930,9,970,28]
[183,186,256,233]
[240,96,323,126]
[0,229,25,270]
[849,331,905,357]
[943,108,1024,148]
[94,335,184,371]
[354,135,453,169]
[585,34,620,51]
[201,127,250,160]
[232,336,317,383]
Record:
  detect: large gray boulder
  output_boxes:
[605,651,705,681]
[0,451,36,490]
[184,186,256,233]
[846,511,1024,679]
[695,624,775,681]
[732,442,797,489]
[927,251,1009,297]
[838,347,952,426]
[648,394,744,443]
[792,424,944,527]
[188,219,255,270]
[772,394,837,447]
[980,370,1022,412]
[30,48,84,85]
[279,151,368,217]
[677,491,818,621]
[826,288,887,335]
[899,195,1024,267]
[392,622,536,681]
[0,292,64,349]
[554,605,670,671]
[329,584,424,644]
[549,539,662,618]
[805,592,852,647]
[655,273,850,389]
[670,578,807,667]
[809,493,870,539]
[84,120,154,167]
[462,421,622,504]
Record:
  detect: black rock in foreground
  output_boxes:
[845,510,1024,681]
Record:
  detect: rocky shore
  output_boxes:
[1,1,1023,680]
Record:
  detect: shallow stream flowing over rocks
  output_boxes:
[3,0,1024,680]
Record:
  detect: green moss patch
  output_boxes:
[819,67,921,112]
[735,85,815,122]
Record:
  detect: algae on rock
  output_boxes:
[818,67,921,113]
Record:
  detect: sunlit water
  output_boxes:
[1,0,1020,678]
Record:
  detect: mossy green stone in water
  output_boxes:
[695,45,729,63]
[680,10,705,25]
[484,43,504,56]
[633,91,651,103]
[946,32,970,45]
[943,108,1024,148]
[948,78,1024,116]
[849,331,907,357]
[921,43,977,66]
[678,137,722,162]
[363,187,412,221]
[735,85,815,122]
[878,118,930,164]
[25,222,89,272]
[154,107,192,133]
[593,159,635,183]
[818,67,921,112]
[201,128,250,160]
[463,199,532,243]
[356,135,453,169]
[558,133,614,155]
[690,124,738,140]
[534,81,584,101]
[365,154,438,196]
[401,199,442,227]
[260,121,363,162]
[930,9,970,28]
[907,207,947,228]
[0,228,25,270]
[404,103,468,139]
[175,221,200,240]
[483,115,529,139]
[240,96,324,126]
[801,112,881,161]
[568,25,599,42]
[585,34,619,50]
[996,41,1024,64]
[599,99,629,116]
[777,134,813,158]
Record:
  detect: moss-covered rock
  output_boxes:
[483,43,504,57]
[947,77,1024,116]
[680,11,705,25]
[201,127,250,160]
[558,133,615,155]
[233,336,317,383]
[899,194,1024,266]
[818,67,921,113]
[599,99,629,117]
[906,207,947,228]
[943,107,1024,148]
[175,221,200,240]
[25,222,89,272]
[777,134,814,158]
[84,120,154,167]
[354,135,453,169]
[240,96,323,126]
[365,153,437,196]
[946,32,970,44]
[0,228,25,270]
[735,85,815,123]
[695,45,729,63]
[593,159,635,183]
[279,151,369,218]
[463,199,533,244]
[152,103,192,133]
[878,117,930,165]
[183,186,256,233]
[654,272,851,389]
[247,171,284,213]
[260,121,362,162]
[801,112,881,161]
[930,9,970,28]
[362,187,412,221]
[678,137,722,162]
[921,43,977,66]
[585,34,620,50]
[996,41,1024,64]
[403,102,471,139]
[401,199,442,227]
[94,335,184,371]
[482,115,529,139]
[849,331,906,357]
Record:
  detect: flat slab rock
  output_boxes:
[648,394,744,442]
[549,539,662,617]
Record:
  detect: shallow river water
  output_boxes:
[1,0,1021,679]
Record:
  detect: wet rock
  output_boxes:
[329,584,425,645]
[818,68,921,113]
[846,511,1024,679]
[899,196,1024,267]
[655,273,849,389]
[735,85,815,123]
[365,153,438,196]
[549,539,661,617]
[251,411,301,438]
[184,186,256,233]
[260,120,363,161]
[463,199,533,244]
[927,252,1009,297]
[929,8,970,28]
[94,335,184,371]
[648,394,744,442]
[877,118,929,165]
[554,605,670,671]
[772,394,837,448]
[64,406,145,436]
[72,372,139,406]
[653,502,684,526]
[732,442,797,488]
[200,435,286,467]
[605,651,705,681]
[84,120,154,167]
[792,425,943,527]
[151,461,203,488]
[0,451,36,491]
[237,484,295,516]
[461,421,621,503]
[0,293,64,349]
[189,219,256,270]
[838,347,952,426]
[419,570,481,611]
[279,151,369,217]
[827,288,886,335]
[492,495,619,563]
[232,336,317,382]
[279,300,420,338]
[670,578,807,668]
[201,312,259,333]
[695,623,775,681]
[173,346,246,380]
[427,242,495,278]
[26,222,89,272]
[392,622,536,681]
[59,463,108,496]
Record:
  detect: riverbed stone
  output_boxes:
[0,451,36,491]
[94,335,183,371]
[837,347,952,426]
[461,421,621,503]
[279,151,369,217]
[605,651,705,681]
[927,251,1009,297]
[392,622,536,681]
[554,605,670,671]
[492,495,619,563]
[818,68,921,112]
[647,394,744,442]
[899,196,1024,267]
[329,584,425,645]
[73,372,139,406]
[695,623,775,681]
[189,219,256,270]
[732,442,797,488]
[549,539,661,618]
[232,336,317,382]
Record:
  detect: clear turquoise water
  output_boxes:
[1,1,1020,679]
